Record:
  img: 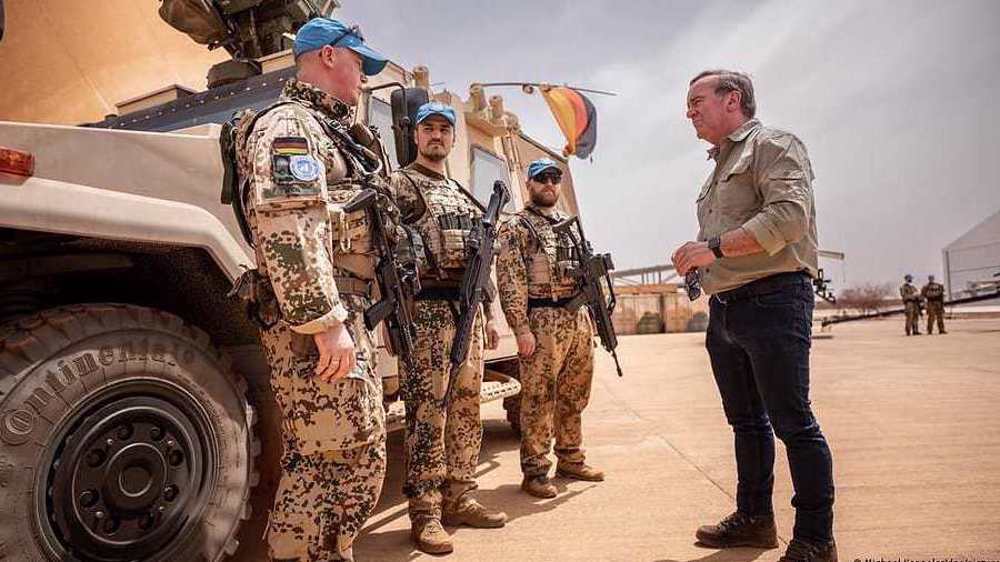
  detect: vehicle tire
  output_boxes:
[0,304,258,562]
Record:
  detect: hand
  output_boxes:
[671,241,716,276]
[516,331,536,358]
[313,322,356,383]
[485,319,500,351]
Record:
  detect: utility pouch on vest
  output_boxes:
[228,268,281,329]
[327,184,373,255]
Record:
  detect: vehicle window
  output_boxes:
[368,97,399,170]
[470,146,507,205]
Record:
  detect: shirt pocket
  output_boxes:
[716,153,760,222]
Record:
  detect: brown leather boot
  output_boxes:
[443,497,507,528]
[778,538,838,562]
[695,511,779,548]
[521,475,558,498]
[410,517,453,554]
[556,462,605,482]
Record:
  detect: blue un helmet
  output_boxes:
[293,18,388,76]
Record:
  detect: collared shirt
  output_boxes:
[695,119,819,294]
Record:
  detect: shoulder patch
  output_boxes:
[289,155,322,181]
[272,136,309,156]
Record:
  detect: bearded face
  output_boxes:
[527,172,562,208]
[414,117,454,162]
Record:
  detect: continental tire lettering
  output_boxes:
[24,387,53,416]
[99,345,115,366]
[151,343,167,363]
[0,409,35,446]
[119,340,148,362]
[72,353,99,377]
[57,360,76,382]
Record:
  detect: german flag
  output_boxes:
[541,86,597,159]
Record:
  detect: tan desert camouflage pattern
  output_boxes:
[389,162,485,278]
[900,281,922,335]
[238,79,388,560]
[400,300,486,519]
[496,205,579,335]
[922,281,946,333]
[497,206,595,477]
[389,164,488,520]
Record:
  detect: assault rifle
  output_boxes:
[553,216,624,377]
[344,189,420,366]
[444,180,511,406]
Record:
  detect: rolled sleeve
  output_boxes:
[742,136,813,255]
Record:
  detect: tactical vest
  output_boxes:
[519,208,580,299]
[398,170,484,279]
[924,283,945,301]
[236,101,377,280]
[900,283,919,301]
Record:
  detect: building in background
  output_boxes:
[943,209,1000,299]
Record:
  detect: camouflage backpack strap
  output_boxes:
[397,170,428,224]
[449,179,487,213]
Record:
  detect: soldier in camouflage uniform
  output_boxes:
[900,274,922,336]
[388,102,507,555]
[496,158,605,500]
[234,18,391,562]
[921,275,947,334]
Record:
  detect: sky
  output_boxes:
[345,0,1000,287]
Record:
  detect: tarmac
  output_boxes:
[354,317,1000,561]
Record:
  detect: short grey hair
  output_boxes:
[690,69,756,119]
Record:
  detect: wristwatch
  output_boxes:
[708,236,724,259]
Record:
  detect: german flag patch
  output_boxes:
[272,136,309,156]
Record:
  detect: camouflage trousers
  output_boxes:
[904,302,920,335]
[520,306,594,477]
[259,295,387,561]
[927,302,946,333]
[400,300,485,520]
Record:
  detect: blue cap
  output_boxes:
[527,158,561,179]
[293,18,388,76]
[415,102,456,126]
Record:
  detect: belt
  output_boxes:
[416,287,461,301]
[528,296,577,309]
[334,276,372,298]
[713,271,810,304]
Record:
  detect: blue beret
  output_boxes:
[527,158,561,179]
[415,102,456,126]
[293,18,388,76]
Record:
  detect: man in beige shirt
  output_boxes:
[671,70,836,562]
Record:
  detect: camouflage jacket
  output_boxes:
[921,282,945,302]
[238,79,382,335]
[899,282,921,302]
[496,205,580,336]
[388,162,484,282]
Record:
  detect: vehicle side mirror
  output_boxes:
[390,87,429,168]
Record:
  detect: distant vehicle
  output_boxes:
[0,2,583,559]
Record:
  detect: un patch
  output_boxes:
[289,155,321,181]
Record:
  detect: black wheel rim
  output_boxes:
[42,382,217,562]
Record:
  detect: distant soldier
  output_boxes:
[921,275,947,334]
[233,18,391,562]
[900,274,922,336]
[496,158,605,500]
[389,102,507,555]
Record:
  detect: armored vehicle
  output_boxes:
[0,1,581,559]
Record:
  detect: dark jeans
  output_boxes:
[706,273,835,543]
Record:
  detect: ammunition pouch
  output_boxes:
[228,268,280,330]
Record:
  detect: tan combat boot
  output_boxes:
[556,462,605,482]
[442,496,507,528]
[410,517,453,554]
[521,475,558,498]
